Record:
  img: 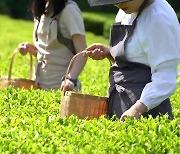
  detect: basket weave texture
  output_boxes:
[60,91,108,120]
[0,48,35,89]
[0,78,35,89]
[60,51,108,120]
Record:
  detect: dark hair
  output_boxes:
[30,0,68,20]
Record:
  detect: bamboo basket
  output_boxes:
[60,51,108,120]
[0,48,35,89]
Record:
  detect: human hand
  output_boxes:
[83,43,110,60]
[120,108,141,121]
[18,42,30,56]
[60,79,75,91]
[120,101,148,121]
[18,42,37,56]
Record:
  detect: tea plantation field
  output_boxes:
[0,15,179,153]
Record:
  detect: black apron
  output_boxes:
[107,0,173,119]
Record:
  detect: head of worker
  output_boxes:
[87,0,151,14]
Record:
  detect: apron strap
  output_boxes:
[55,17,76,55]
[134,0,149,24]
[35,18,41,42]
[55,1,77,55]
[120,0,149,61]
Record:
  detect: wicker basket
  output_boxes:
[60,51,108,120]
[0,48,35,89]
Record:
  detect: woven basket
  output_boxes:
[0,48,35,89]
[60,51,108,120]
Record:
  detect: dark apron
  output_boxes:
[107,0,173,119]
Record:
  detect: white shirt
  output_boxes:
[116,0,180,110]
[59,0,85,38]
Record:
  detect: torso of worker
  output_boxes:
[33,0,85,90]
[114,0,180,110]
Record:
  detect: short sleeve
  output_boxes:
[60,3,85,38]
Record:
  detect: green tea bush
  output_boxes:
[0,14,179,153]
[0,87,179,153]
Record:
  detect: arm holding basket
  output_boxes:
[60,34,87,91]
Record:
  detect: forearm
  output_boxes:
[69,34,87,79]
[139,63,178,110]
[68,56,87,79]
[121,62,178,121]
[131,101,148,115]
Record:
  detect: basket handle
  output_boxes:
[8,48,33,80]
[62,50,86,95]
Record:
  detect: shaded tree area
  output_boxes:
[0,0,32,19]
[0,0,179,20]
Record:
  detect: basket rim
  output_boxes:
[0,77,35,82]
[64,91,108,100]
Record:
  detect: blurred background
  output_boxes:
[0,0,179,20]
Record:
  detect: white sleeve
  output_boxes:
[141,14,180,70]
[60,3,85,37]
[139,60,179,110]
[137,14,180,110]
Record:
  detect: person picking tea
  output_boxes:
[85,0,180,121]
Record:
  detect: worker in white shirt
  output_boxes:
[85,0,180,120]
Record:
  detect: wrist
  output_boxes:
[131,101,148,115]
[68,77,77,86]
[61,76,77,86]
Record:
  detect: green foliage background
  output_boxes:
[0,0,179,19]
[0,14,179,153]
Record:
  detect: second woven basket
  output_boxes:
[0,48,35,89]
